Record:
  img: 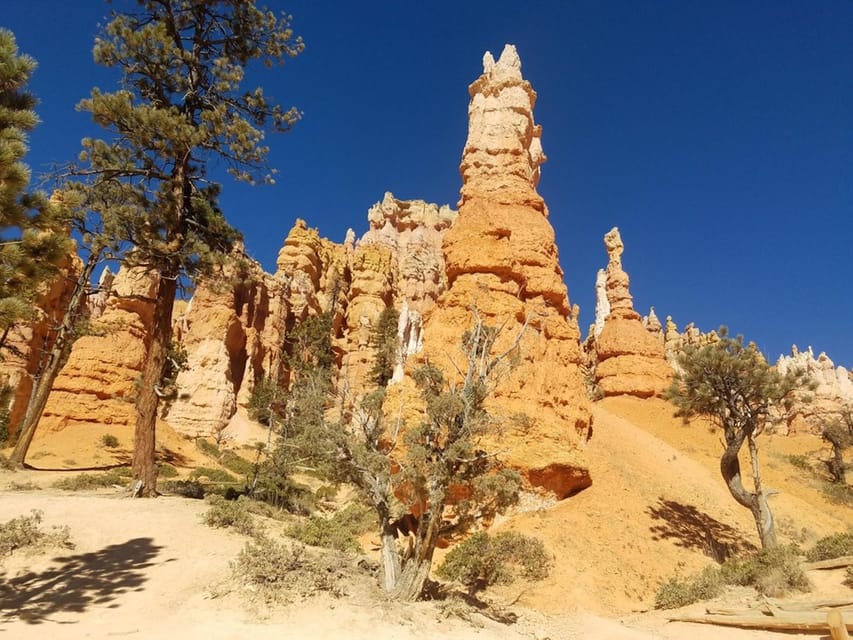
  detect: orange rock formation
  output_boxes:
[416,44,592,498]
[591,227,671,398]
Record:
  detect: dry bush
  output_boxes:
[806,532,853,562]
[231,535,347,604]
[202,495,261,537]
[0,510,74,556]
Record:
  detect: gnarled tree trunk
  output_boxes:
[132,271,177,497]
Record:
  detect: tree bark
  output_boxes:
[747,434,777,549]
[131,271,177,497]
[9,251,100,467]
[391,506,442,601]
[380,518,401,592]
[719,431,777,549]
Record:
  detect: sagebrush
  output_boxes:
[0,510,74,556]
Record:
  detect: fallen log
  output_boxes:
[803,555,853,570]
[670,611,853,633]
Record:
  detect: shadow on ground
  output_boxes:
[0,537,164,624]
[647,497,755,561]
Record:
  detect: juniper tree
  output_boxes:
[0,29,71,351]
[302,310,524,600]
[665,328,809,549]
[65,1,303,495]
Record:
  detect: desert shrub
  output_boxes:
[806,532,853,562]
[0,510,74,556]
[163,479,205,499]
[100,433,120,448]
[719,545,809,596]
[437,531,551,594]
[196,439,220,459]
[655,546,809,609]
[845,566,853,588]
[203,495,260,536]
[655,566,723,610]
[822,482,853,506]
[52,467,132,491]
[332,503,378,536]
[158,463,179,478]
[286,516,360,553]
[314,484,339,502]
[232,535,345,603]
[6,481,39,491]
[220,450,253,478]
[251,476,316,514]
[786,454,811,471]
[190,466,236,483]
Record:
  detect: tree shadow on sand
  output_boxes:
[0,537,165,625]
[647,498,755,562]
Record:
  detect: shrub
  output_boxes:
[655,546,810,609]
[52,468,132,491]
[158,463,179,478]
[100,434,120,448]
[437,531,552,594]
[163,479,205,499]
[196,438,220,459]
[220,450,253,478]
[190,466,236,483]
[203,495,260,536]
[786,454,811,471]
[806,532,853,562]
[845,566,853,589]
[822,482,853,507]
[655,567,723,610]
[0,510,74,556]
[286,516,360,553]
[232,535,345,603]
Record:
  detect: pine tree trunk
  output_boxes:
[9,252,100,467]
[747,434,777,549]
[131,272,177,497]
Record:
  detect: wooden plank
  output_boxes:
[829,610,851,640]
[670,611,853,633]
[706,600,853,616]
[803,555,853,570]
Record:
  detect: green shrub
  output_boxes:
[437,531,552,594]
[822,482,853,506]
[806,532,853,562]
[190,466,236,483]
[202,495,260,536]
[52,468,132,491]
[0,510,74,556]
[100,433,120,448]
[196,439,220,459]
[655,567,723,610]
[845,566,853,588]
[158,463,179,478]
[220,450,253,477]
[655,546,810,609]
[286,516,360,553]
[786,454,811,470]
[162,479,205,499]
[232,535,345,603]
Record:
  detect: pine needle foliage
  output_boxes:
[0,29,72,346]
[665,327,811,549]
[62,1,304,494]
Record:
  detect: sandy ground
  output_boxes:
[1,396,851,639]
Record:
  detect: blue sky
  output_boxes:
[4,1,852,367]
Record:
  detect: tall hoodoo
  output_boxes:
[420,45,592,498]
[592,227,671,398]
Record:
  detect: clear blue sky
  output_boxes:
[4,1,852,367]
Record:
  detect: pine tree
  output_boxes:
[66,1,303,495]
[0,29,71,350]
[665,328,810,549]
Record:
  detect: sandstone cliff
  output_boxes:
[26,264,155,463]
[777,346,853,433]
[589,227,671,398]
[414,45,592,498]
